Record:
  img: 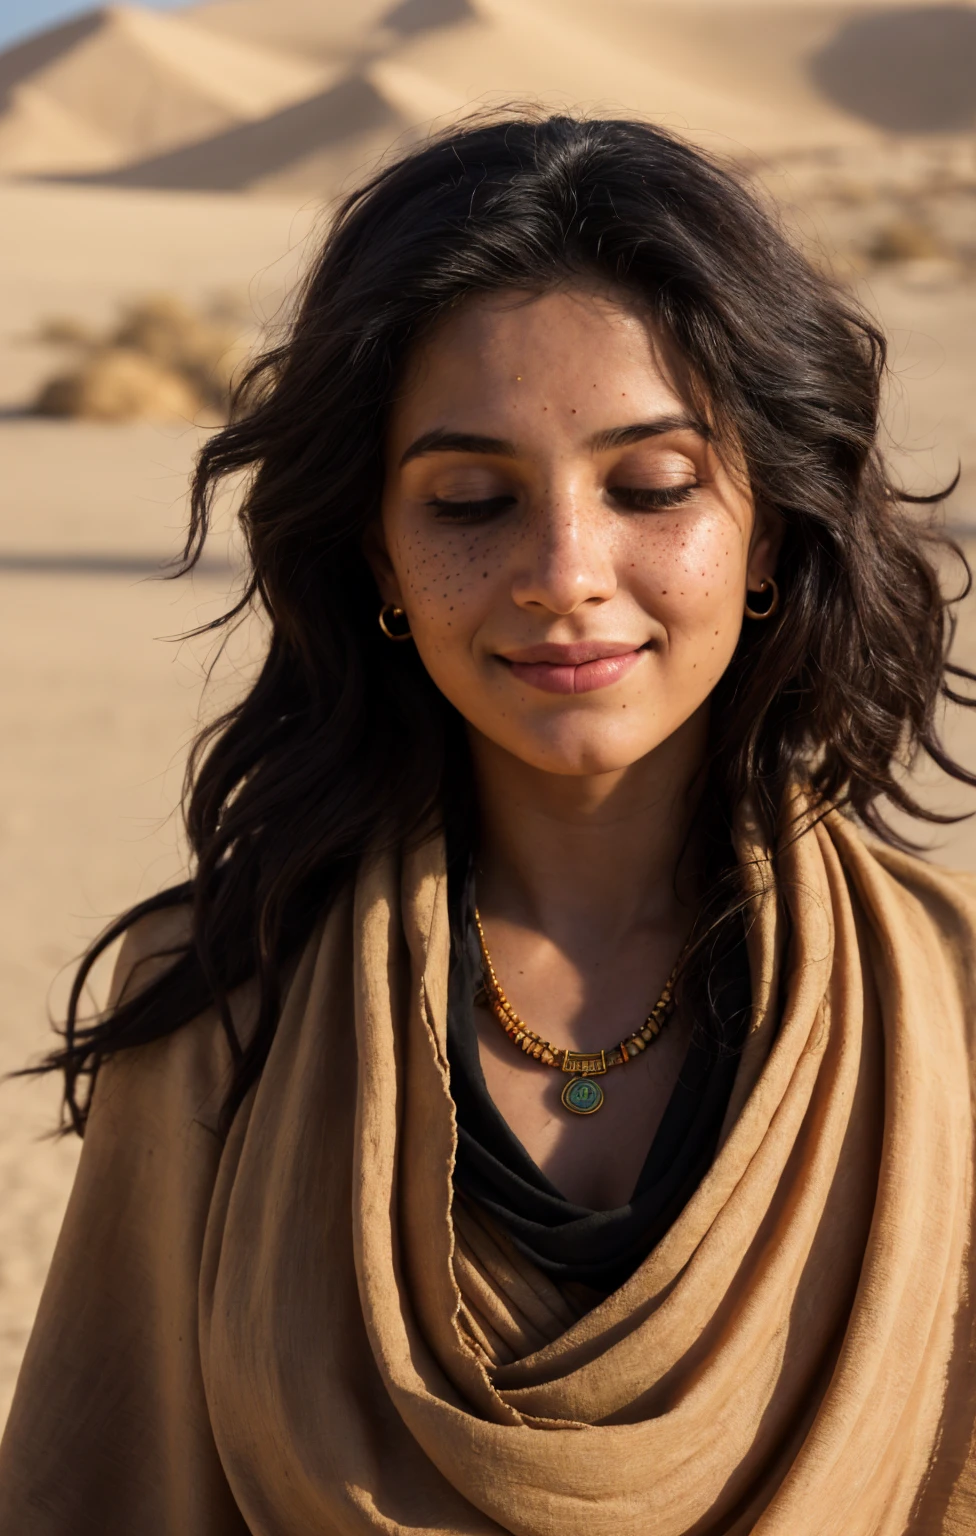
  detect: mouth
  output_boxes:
[498,640,652,696]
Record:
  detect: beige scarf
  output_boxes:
[3,807,976,1534]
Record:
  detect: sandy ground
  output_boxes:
[1,181,975,1431]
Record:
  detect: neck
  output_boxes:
[470,710,708,951]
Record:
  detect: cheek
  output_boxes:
[630,513,746,645]
[387,519,508,642]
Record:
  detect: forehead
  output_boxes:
[390,286,689,439]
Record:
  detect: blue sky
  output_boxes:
[0,0,186,52]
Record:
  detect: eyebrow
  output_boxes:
[399,415,708,467]
[589,415,710,451]
[399,430,516,466]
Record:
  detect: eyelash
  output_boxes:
[427,484,698,522]
[427,495,517,523]
[609,484,698,512]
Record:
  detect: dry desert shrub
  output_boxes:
[111,295,246,411]
[866,216,945,264]
[31,292,250,423]
[35,348,201,423]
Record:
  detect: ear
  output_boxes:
[361,519,404,607]
[746,502,785,590]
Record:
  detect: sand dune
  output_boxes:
[353,0,876,156]
[68,68,419,196]
[0,4,326,177]
[0,76,117,175]
[809,5,976,134]
[376,0,976,150]
[188,0,476,62]
[1,0,974,196]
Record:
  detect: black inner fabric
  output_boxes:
[446,861,752,1293]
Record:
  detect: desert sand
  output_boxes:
[1,0,975,1431]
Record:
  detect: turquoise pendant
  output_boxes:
[561,1076,605,1115]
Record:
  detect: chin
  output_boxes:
[504,722,664,777]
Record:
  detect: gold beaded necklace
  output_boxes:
[473,907,685,1115]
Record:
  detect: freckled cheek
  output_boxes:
[390,525,509,641]
[628,518,745,641]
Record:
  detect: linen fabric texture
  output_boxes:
[3,805,976,1534]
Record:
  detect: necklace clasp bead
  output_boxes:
[561,1050,607,1076]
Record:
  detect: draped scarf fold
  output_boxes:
[5,802,976,1535]
[197,803,976,1534]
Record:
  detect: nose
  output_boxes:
[510,490,618,616]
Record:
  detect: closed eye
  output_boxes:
[427,494,517,523]
[609,484,698,511]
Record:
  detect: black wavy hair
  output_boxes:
[37,111,974,1134]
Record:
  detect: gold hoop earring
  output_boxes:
[378,603,413,642]
[744,577,780,621]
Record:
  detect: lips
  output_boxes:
[500,641,649,695]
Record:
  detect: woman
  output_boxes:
[2,113,976,1535]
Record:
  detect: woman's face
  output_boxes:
[374,286,779,778]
